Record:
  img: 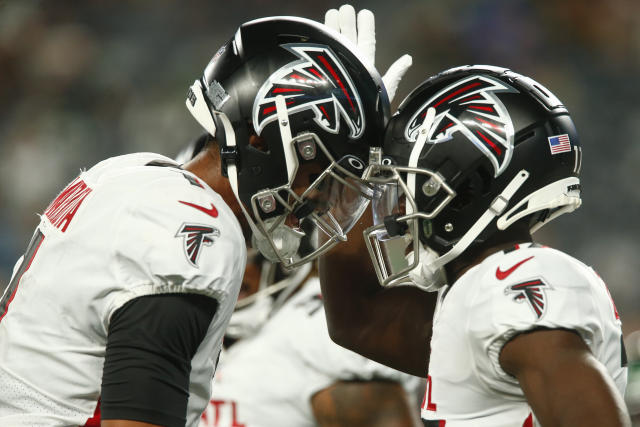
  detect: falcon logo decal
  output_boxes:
[405,75,517,176]
[253,43,364,139]
[505,278,549,319]
[176,223,220,267]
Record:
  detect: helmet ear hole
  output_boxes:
[249,134,269,152]
[515,129,536,146]
[277,34,311,44]
[449,165,492,212]
[476,165,493,195]
[247,123,270,153]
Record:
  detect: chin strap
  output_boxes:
[270,262,313,315]
[236,261,313,310]
[429,169,530,271]
[230,97,305,266]
[186,77,266,243]
[215,110,264,243]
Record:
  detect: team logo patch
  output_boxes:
[252,43,364,139]
[505,278,549,319]
[405,75,517,177]
[176,223,220,267]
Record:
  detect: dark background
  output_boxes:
[1,0,639,412]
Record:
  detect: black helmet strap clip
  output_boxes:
[220,144,239,178]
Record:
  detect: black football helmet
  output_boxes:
[364,65,582,289]
[186,16,389,268]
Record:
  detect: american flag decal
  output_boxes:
[548,134,571,155]
[505,278,549,319]
[176,223,220,267]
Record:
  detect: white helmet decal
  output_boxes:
[405,75,517,177]
[253,43,365,139]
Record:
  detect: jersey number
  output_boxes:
[422,375,438,411]
[0,230,45,322]
[421,376,447,425]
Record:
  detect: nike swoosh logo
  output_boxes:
[496,256,534,280]
[179,200,219,218]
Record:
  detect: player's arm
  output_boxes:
[319,216,437,377]
[500,328,631,427]
[100,293,219,427]
[311,380,422,427]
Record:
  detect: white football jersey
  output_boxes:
[421,243,627,426]
[199,277,422,427]
[0,153,246,427]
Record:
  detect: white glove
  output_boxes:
[324,4,412,102]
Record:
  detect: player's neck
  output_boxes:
[184,146,250,238]
[183,145,224,191]
[446,226,533,283]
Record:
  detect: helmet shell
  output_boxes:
[196,16,389,210]
[385,65,581,253]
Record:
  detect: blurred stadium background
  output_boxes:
[1,0,639,419]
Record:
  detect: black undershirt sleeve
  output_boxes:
[101,293,218,427]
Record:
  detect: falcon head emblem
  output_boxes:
[505,278,549,319]
[176,223,220,267]
[405,75,517,176]
[253,43,365,139]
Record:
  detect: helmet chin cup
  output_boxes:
[251,217,303,263]
[405,245,447,292]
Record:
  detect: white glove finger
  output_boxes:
[338,4,357,45]
[382,54,413,102]
[356,9,375,66]
[324,9,340,32]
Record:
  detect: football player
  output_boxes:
[0,16,389,427]
[198,249,423,427]
[319,66,631,426]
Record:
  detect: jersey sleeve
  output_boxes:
[466,249,611,394]
[101,293,218,427]
[104,174,246,324]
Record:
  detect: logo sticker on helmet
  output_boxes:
[405,75,517,177]
[253,43,365,139]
